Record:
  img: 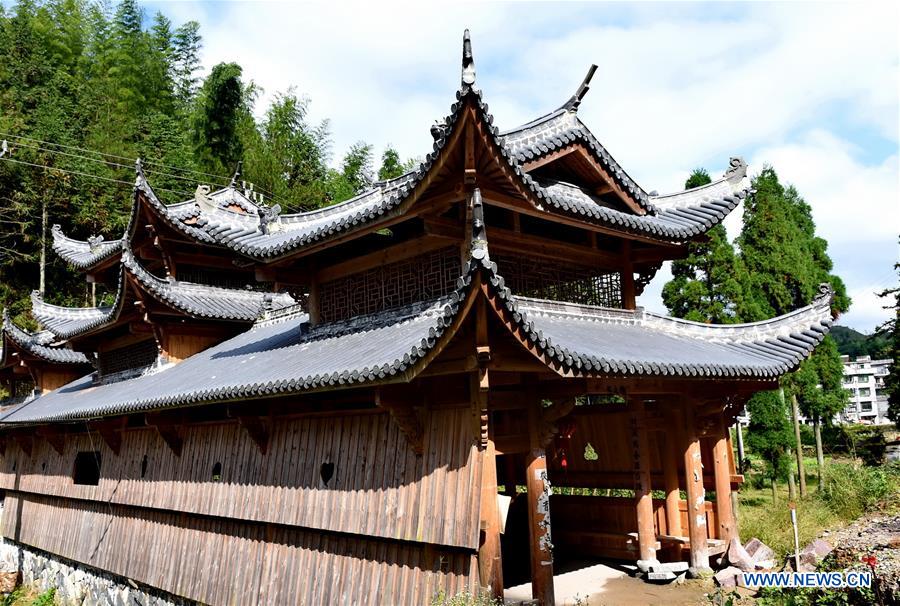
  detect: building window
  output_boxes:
[859,388,871,397]
[72,451,101,485]
[861,401,873,412]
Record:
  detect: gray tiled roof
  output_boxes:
[1,189,834,425]
[499,108,654,212]
[130,89,748,261]
[1,311,90,366]
[50,225,123,270]
[31,251,296,340]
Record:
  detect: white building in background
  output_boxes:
[841,355,892,425]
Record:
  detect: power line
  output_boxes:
[0,155,195,199]
[0,131,231,182]
[1,132,286,206]
[7,139,235,190]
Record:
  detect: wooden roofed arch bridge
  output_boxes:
[0,31,836,606]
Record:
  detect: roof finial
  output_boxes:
[561,64,598,112]
[461,29,476,88]
[724,156,747,181]
[135,158,144,184]
[230,160,243,188]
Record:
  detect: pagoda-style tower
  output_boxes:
[0,32,836,606]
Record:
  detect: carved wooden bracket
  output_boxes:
[146,413,183,457]
[539,398,577,446]
[238,416,270,455]
[376,391,424,455]
[90,419,125,455]
[15,434,33,457]
[37,429,66,456]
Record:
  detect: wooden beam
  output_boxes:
[630,399,656,562]
[465,120,477,185]
[90,419,125,456]
[526,401,555,606]
[621,241,636,310]
[146,413,184,457]
[712,414,736,545]
[682,399,710,571]
[37,429,65,456]
[315,235,455,283]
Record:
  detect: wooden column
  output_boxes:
[712,415,736,545]
[526,402,555,606]
[630,398,656,562]
[682,400,710,570]
[663,407,683,539]
[621,241,636,309]
[479,435,504,597]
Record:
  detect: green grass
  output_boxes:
[736,456,899,559]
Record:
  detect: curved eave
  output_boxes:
[50,225,123,271]
[499,108,654,213]
[30,289,120,340]
[1,314,90,366]
[121,248,296,322]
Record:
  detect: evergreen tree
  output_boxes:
[745,390,794,502]
[662,168,744,323]
[172,20,201,107]
[739,166,851,496]
[378,146,405,181]
[192,62,247,173]
[325,141,373,203]
[876,256,899,429]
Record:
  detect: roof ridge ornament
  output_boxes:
[135,158,145,186]
[461,29,476,89]
[561,64,598,112]
[724,156,747,181]
[86,234,104,254]
[194,184,215,213]
[259,203,283,234]
[230,161,243,188]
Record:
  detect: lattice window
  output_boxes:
[176,265,264,291]
[319,247,460,323]
[97,339,158,377]
[494,253,623,308]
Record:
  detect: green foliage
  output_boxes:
[875,254,899,429]
[790,336,848,426]
[192,61,247,173]
[820,461,897,520]
[662,168,744,323]
[830,325,890,359]
[431,590,503,606]
[30,589,56,606]
[746,390,793,483]
[821,424,889,464]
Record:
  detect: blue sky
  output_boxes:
[14,0,899,331]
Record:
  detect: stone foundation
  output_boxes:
[0,539,194,606]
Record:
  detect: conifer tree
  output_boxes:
[662,168,744,323]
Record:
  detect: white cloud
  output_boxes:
[151,1,899,332]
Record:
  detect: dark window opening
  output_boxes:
[212,462,222,481]
[320,461,335,486]
[140,455,148,478]
[73,451,101,486]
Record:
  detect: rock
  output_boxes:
[754,559,776,570]
[725,537,755,571]
[714,566,743,588]
[655,561,689,573]
[803,538,833,560]
[688,566,715,579]
[636,558,660,573]
[744,537,776,564]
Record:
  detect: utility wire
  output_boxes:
[1,132,285,205]
[7,139,235,190]
[0,155,195,199]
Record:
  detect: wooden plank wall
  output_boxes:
[0,406,482,604]
[1,493,477,605]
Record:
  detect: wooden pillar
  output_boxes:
[682,400,710,570]
[663,408,683,539]
[630,398,656,562]
[478,404,503,597]
[712,415,736,545]
[526,402,555,606]
[621,241,636,309]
